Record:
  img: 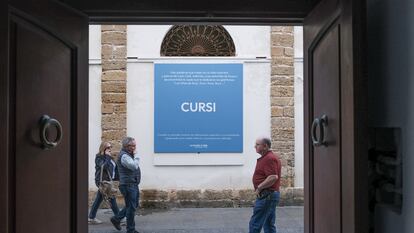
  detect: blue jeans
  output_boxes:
[249,191,280,233]
[88,189,119,219]
[113,184,139,233]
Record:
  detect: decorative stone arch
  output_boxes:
[160,25,236,56]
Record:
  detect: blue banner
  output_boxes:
[154,63,243,153]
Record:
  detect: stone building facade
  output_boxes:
[101,25,127,153]
[270,26,303,202]
[89,25,303,208]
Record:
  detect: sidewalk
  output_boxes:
[89,206,304,233]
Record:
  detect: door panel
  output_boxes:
[14,20,72,233]
[5,1,88,233]
[304,0,368,232]
[312,25,341,233]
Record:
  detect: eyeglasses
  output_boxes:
[105,146,112,149]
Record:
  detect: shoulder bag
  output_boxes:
[98,164,117,200]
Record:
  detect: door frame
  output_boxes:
[303,0,368,232]
[0,0,9,232]
[1,1,89,233]
[1,0,367,232]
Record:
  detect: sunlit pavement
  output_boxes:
[89,206,304,233]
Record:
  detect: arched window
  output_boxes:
[160,25,236,56]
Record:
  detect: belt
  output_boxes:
[257,189,274,199]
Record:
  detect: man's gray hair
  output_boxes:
[261,137,272,148]
[122,136,135,149]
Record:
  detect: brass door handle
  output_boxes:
[39,115,63,149]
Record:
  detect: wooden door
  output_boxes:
[304,0,368,233]
[1,1,88,233]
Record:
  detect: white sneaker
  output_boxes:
[120,218,127,226]
[88,218,103,224]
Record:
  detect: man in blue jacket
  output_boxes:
[110,137,141,233]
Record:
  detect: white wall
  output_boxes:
[294,26,304,187]
[367,0,414,232]
[127,25,271,190]
[88,25,102,189]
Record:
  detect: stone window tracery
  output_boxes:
[160,25,236,56]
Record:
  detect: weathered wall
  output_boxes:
[270,26,295,189]
[101,25,127,153]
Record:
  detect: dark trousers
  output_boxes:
[113,184,139,233]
